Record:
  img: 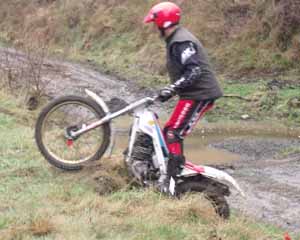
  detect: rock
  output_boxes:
[266,79,284,90]
[241,114,250,120]
[288,97,300,108]
[107,97,129,112]
[63,72,72,78]
[26,96,39,111]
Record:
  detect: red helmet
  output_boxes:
[144,2,181,29]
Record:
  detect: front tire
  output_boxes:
[35,96,111,170]
[176,178,230,219]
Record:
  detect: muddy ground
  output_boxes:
[0,47,155,112]
[1,47,300,233]
[211,138,300,233]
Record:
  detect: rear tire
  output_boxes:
[35,96,111,170]
[176,178,230,219]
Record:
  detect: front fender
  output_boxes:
[85,89,114,157]
[85,89,110,114]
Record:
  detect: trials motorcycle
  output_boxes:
[35,89,244,218]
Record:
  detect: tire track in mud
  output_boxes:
[0,47,154,111]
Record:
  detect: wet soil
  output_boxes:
[212,137,300,233]
[0,47,154,111]
[1,47,300,233]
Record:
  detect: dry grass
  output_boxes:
[1,0,298,82]
[1,218,54,240]
[29,218,55,237]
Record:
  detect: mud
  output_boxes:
[1,46,300,233]
[0,47,154,111]
[212,137,300,233]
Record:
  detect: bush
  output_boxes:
[257,0,300,51]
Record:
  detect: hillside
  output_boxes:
[0,0,299,126]
[0,0,299,81]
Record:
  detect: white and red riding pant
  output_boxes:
[163,99,215,156]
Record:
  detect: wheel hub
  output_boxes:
[65,125,80,141]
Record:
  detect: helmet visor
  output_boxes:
[143,12,155,23]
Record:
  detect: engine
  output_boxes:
[128,132,157,181]
[131,132,154,162]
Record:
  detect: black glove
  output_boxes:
[158,86,176,102]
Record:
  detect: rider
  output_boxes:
[143,2,223,191]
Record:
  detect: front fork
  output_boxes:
[125,117,139,165]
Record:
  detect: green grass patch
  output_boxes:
[222,82,261,96]
[205,81,300,126]
[278,146,300,158]
[278,88,300,99]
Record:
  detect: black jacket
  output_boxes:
[166,27,223,100]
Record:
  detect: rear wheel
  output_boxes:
[35,96,111,170]
[176,178,230,219]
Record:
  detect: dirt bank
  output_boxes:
[0,47,154,111]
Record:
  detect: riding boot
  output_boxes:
[159,154,185,194]
[167,153,185,179]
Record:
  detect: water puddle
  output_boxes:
[184,137,240,165]
[111,116,240,166]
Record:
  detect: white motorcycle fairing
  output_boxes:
[133,108,169,175]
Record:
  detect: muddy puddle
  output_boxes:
[111,116,241,166]
[114,131,240,166]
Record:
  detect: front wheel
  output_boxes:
[176,178,230,219]
[35,96,111,170]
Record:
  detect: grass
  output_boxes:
[204,80,300,126]
[278,146,300,158]
[0,90,292,239]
